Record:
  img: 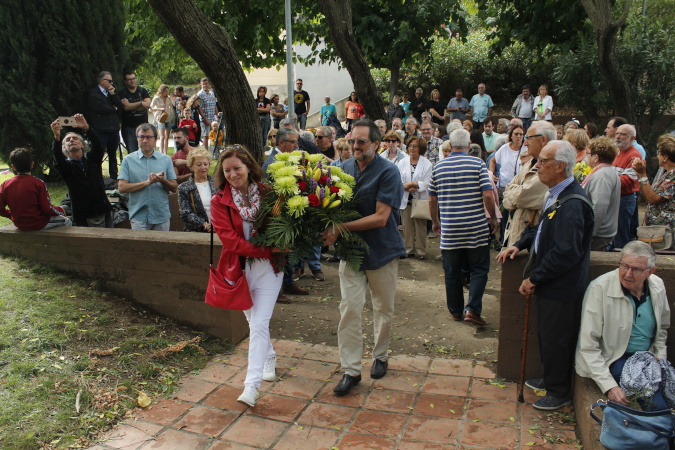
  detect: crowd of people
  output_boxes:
[1,74,674,414]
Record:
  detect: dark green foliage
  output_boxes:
[0,0,128,174]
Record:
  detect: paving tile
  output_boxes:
[272,425,340,450]
[133,398,192,426]
[268,375,325,399]
[143,428,212,449]
[286,358,339,381]
[414,393,465,418]
[397,441,449,450]
[220,351,249,367]
[172,405,238,436]
[220,415,288,448]
[336,433,396,449]
[422,373,470,397]
[428,358,474,377]
[247,393,308,422]
[192,360,243,384]
[520,403,574,428]
[225,370,274,392]
[362,388,417,414]
[465,399,518,424]
[372,370,425,392]
[275,356,301,372]
[201,385,250,413]
[347,409,408,438]
[387,355,431,372]
[173,377,219,403]
[471,378,519,401]
[474,361,497,378]
[459,422,518,448]
[403,416,460,444]
[296,402,357,429]
[273,340,310,358]
[520,427,580,449]
[314,383,369,407]
[302,343,342,363]
[102,421,163,449]
[209,439,256,449]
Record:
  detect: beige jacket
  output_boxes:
[575,270,669,394]
[501,159,548,247]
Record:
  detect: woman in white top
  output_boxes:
[178,147,217,232]
[151,84,176,154]
[490,125,526,190]
[533,84,553,121]
[397,136,433,259]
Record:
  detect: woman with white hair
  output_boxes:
[178,146,216,232]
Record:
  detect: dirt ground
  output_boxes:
[270,237,502,367]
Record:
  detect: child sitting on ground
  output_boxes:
[178,108,199,146]
[0,148,72,231]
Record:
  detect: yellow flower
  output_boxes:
[274,176,300,196]
[267,161,286,173]
[307,154,326,164]
[287,195,309,218]
[335,182,353,200]
[273,166,301,178]
[275,153,291,161]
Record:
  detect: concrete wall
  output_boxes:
[498,251,675,449]
[0,226,249,345]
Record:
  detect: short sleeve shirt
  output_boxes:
[341,155,406,270]
[119,150,177,224]
[118,87,150,127]
[429,152,493,250]
[294,90,310,115]
[447,97,470,121]
[197,89,218,123]
[647,168,675,226]
[469,94,494,122]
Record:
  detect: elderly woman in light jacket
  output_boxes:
[397,136,433,259]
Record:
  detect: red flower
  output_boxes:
[298,181,307,191]
[329,185,340,194]
[319,175,330,186]
[308,194,320,207]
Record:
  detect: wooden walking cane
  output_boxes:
[518,293,532,403]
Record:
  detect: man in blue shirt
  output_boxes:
[469,83,494,130]
[429,129,498,327]
[446,88,470,122]
[321,119,406,396]
[118,123,178,231]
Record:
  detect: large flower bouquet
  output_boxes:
[251,151,367,271]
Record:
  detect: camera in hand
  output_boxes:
[58,116,77,127]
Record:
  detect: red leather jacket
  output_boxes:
[210,183,278,281]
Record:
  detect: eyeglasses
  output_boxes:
[315,135,329,139]
[537,157,556,165]
[103,79,113,83]
[619,263,649,276]
[524,134,542,140]
[348,138,371,146]
[512,132,524,136]
[137,135,156,140]
[125,77,136,81]
[385,139,399,143]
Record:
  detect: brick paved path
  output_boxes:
[89,339,579,449]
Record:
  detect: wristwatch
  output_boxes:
[638,176,649,186]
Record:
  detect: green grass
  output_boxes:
[0,257,231,449]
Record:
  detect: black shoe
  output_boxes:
[333,374,361,396]
[370,359,388,379]
[533,395,572,410]
[525,378,545,391]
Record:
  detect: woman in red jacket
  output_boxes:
[211,145,284,407]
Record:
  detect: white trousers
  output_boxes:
[243,259,283,389]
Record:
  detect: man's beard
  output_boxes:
[175,140,185,150]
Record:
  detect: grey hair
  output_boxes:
[279,117,298,129]
[446,122,462,134]
[374,119,386,128]
[550,140,576,178]
[622,124,637,137]
[300,130,314,141]
[276,126,298,146]
[620,241,656,268]
[530,120,557,142]
[494,134,508,149]
[449,129,470,150]
[407,117,418,127]
[61,132,89,156]
[468,143,482,158]
[97,71,112,82]
[498,118,510,128]
[317,126,333,139]
[136,123,158,138]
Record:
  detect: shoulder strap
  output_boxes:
[545,193,594,216]
[210,194,245,271]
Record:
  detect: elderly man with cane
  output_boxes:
[497,140,594,410]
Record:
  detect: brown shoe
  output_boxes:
[282,283,309,295]
[463,310,487,326]
[276,294,293,304]
[451,314,463,321]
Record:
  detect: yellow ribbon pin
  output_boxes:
[547,210,557,220]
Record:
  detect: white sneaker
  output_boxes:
[263,356,277,382]
[237,386,258,407]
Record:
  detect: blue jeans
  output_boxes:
[121,125,139,153]
[442,245,490,318]
[295,246,322,271]
[259,115,271,147]
[298,114,307,130]
[610,354,668,411]
[614,194,636,249]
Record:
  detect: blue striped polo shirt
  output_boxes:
[428,152,493,250]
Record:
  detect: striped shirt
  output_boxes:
[429,152,493,250]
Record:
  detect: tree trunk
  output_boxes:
[147,0,262,161]
[319,0,385,123]
[389,64,401,103]
[580,0,636,126]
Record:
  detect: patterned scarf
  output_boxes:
[230,182,260,222]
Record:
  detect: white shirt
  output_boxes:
[533,95,553,121]
[195,181,212,220]
[494,143,524,188]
